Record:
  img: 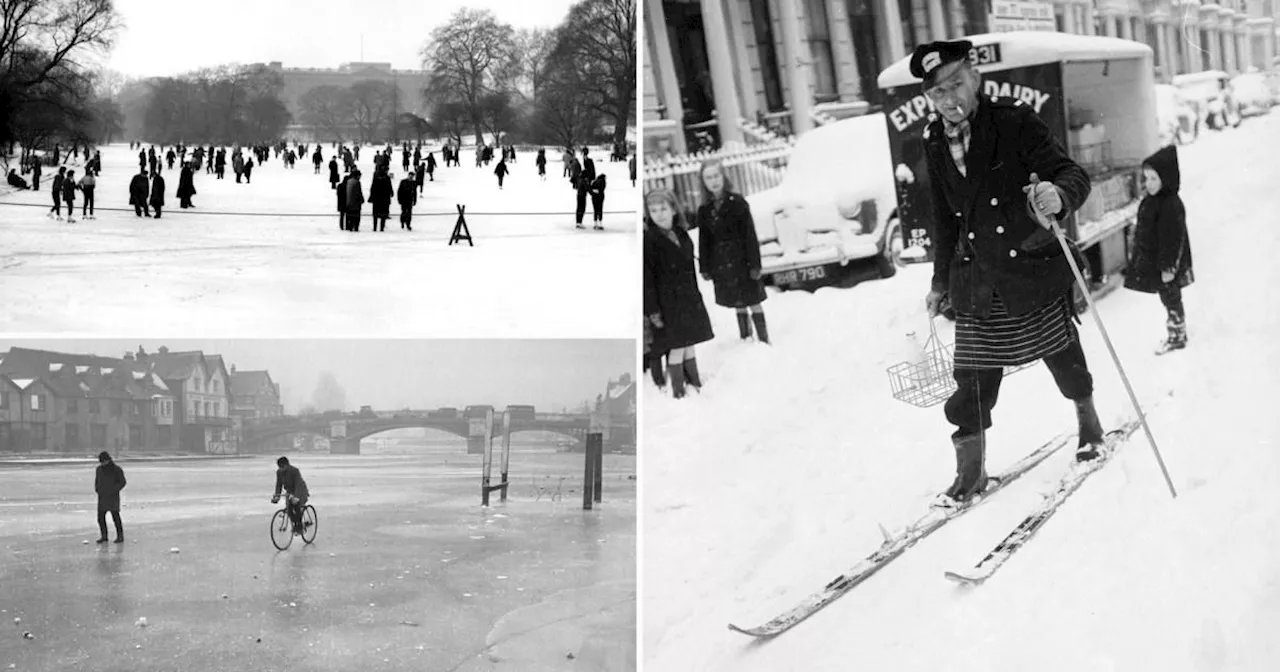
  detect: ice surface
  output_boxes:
[0,144,637,336]
[643,111,1280,670]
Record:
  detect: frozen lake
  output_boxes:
[0,145,638,337]
[0,450,636,671]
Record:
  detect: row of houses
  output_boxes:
[644,0,1280,153]
[0,346,284,455]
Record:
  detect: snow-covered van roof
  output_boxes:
[878,32,1153,89]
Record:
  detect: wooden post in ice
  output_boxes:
[499,410,512,503]
[480,408,496,506]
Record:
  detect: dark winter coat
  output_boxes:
[128,174,149,205]
[580,157,596,186]
[345,175,365,213]
[149,174,165,206]
[415,163,425,184]
[494,161,508,178]
[329,159,339,184]
[643,223,715,352]
[177,167,196,198]
[369,173,393,216]
[51,174,64,201]
[61,177,76,202]
[95,462,127,510]
[337,175,350,212]
[1124,145,1194,294]
[926,96,1092,318]
[397,178,417,208]
[629,155,636,181]
[426,154,436,172]
[274,465,309,500]
[696,192,767,308]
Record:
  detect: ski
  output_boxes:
[727,431,1075,638]
[943,419,1142,587]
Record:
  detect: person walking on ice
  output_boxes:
[910,39,1105,505]
[397,171,417,231]
[494,158,509,189]
[48,166,66,220]
[590,173,607,230]
[1124,145,1194,355]
[149,169,166,219]
[95,451,127,544]
[79,170,96,219]
[61,169,78,222]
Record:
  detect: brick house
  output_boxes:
[138,347,236,454]
[230,366,287,452]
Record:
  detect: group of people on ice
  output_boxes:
[8,144,104,222]
[642,39,1194,509]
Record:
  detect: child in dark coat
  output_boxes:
[590,174,607,230]
[494,159,509,189]
[1124,144,1194,354]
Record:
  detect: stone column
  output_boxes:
[645,0,687,153]
[699,0,744,145]
[1237,27,1250,71]
[1154,18,1171,79]
[1082,2,1096,35]
[878,0,906,65]
[1063,4,1078,34]
[1103,11,1118,37]
[774,0,814,135]
[928,0,948,41]
[721,0,759,119]
[1119,13,1132,39]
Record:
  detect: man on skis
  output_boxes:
[912,40,1105,505]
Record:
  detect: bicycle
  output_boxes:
[269,492,317,550]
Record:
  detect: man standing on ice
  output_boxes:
[912,40,1104,504]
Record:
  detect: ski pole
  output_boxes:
[1029,175,1177,499]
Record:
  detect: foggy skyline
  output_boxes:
[0,340,633,414]
[102,0,578,78]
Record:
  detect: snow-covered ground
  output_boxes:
[643,111,1280,671]
[0,144,637,337]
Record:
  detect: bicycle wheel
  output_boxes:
[270,509,293,550]
[300,505,318,544]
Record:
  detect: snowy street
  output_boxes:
[0,145,637,337]
[642,111,1280,671]
[1,447,636,671]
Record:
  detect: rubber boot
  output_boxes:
[751,312,770,345]
[1074,396,1105,461]
[943,432,988,503]
[1156,312,1187,355]
[683,358,702,390]
[667,362,687,399]
[649,355,667,388]
[736,312,752,340]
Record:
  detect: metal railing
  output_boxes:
[642,137,795,219]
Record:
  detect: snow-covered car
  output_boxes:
[745,113,903,292]
[1173,70,1241,130]
[1230,72,1275,117]
[1155,84,1198,146]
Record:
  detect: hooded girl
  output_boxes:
[1124,144,1194,354]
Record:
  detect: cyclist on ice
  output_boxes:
[272,457,310,535]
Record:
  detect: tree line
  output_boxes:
[0,0,124,160]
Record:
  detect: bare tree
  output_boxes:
[476,91,518,145]
[349,79,396,144]
[534,57,601,150]
[420,8,517,144]
[429,99,470,147]
[513,27,555,104]
[299,85,356,143]
[548,0,636,147]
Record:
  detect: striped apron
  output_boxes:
[953,290,1076,369]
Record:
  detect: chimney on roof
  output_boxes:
[158,346,169,354]
[123,352,135,361]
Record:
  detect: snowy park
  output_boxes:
[641,110,1280,670]
[0,143,637,337]
[0,447,637,671]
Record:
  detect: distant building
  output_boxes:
[253,61,432,142]
[0,347,179,454]
[230,366,283,420]
[137,348,236,454]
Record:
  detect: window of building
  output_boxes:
[132,401,142,416]
[30,394,44,411]
[113,400,123,416]
[91,423,107,447]
[0,392,8,410]
[213,380,220,393]
[214,402,221,417]
[804,0,838,99]
[205,401,211,417]
[128,424,141,448]
[748,0,785,112]
[90,399,100,414]
[67,398,78,414]
[66,423,80,449]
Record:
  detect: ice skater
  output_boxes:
[397,171,417,231]
[177,163,196,209]
[61,169,78,222]
[79,170,96,218]
[494,158,508,189]
[590,173,607,230]
[129,168,151,217]
[369,169,393,232]
[536,149,547,181]
[1124,145,1195,354]
[48,166,66,220]
[150,169,166,219]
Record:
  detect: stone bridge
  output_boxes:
[242,410,635,455]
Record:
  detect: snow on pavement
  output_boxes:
[0,145,637,337]
[643,111,1280,671]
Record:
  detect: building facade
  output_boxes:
[645,0,1279,153]
[252,61,432,142]
[0,348,179,454]
[136,348,236,454]
[230,366,287,453]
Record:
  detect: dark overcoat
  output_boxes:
[95,462,127,510]
[925,95,1092,318]
[274,465,309,500]
[369,173,393,217]
[177,167,196,199]
[696,192,767,308]
[128,174,149,206]
[1124,145,1194,293]
[345,176,365,213]
[643,224,715,352]
[149,174,165,207]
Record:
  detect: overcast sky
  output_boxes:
[0,339,633,414]
[102,0,578,78]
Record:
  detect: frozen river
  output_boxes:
[0,451,636,671]
[0,145,638,337]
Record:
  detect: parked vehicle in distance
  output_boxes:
[1173,70,1241,130]
[1230,72,1275,117]
[1155,84,1199,146]
[743,113,903,292]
